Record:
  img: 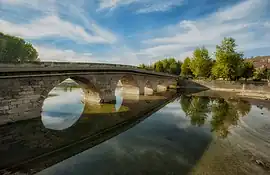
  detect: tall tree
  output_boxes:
[0,32,39,62]
[169,61,181,75]
[211,37,243,80]
[190,47,213,78]
[162,59,170,73]
[253,67,267,81]
[241,61,255,80]
[181,57,192,77]
[154,61,164,72]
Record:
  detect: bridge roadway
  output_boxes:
[0,62,178,124]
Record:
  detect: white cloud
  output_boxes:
[214,0,264,22]
[136,0,183,14]
[35,45,141,65]
[98,0,137,10]
[98,0,183,13]
[0,0,57,13]
[0,0,118,44]
[35,46,97,62]
[141,0,270,60]
[0,16,115,44]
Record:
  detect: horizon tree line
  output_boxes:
[139,37,270,81]
[1,31,269,81]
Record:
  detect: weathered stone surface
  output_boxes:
[0,63,177,124]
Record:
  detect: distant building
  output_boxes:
[245,56,270,69]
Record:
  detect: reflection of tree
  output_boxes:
[211,99,251,138]
[180,95,251,138]
[232,99,251,116]
[180,95,192,114]
[211,99,237,138]
[180,95,210,126]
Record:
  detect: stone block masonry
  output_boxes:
[0,62,177,125]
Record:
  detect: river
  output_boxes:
[1,86,270,175]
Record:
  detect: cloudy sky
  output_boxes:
[0,0,269,65]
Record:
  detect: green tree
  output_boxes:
[138,64,146,69]
[190,47,213,78]
[162,59,170,73]
[0,32,39,62]
[181,57,192,77]
[169,61,182,75]
[240,61,255,80]
[267,69,270,81]
[154,61,164,72]
[211,37,243,80]
[253,68,267,81]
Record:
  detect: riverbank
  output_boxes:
[180,79,270,100]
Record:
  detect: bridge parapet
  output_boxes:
[0,62,177,78]
[0,62,178,78]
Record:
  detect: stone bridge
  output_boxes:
[0,62,178,124]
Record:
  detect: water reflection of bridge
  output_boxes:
[0,91,178,175]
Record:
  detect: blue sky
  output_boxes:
[0,0,270,65]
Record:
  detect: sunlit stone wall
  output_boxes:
[0,66,177,125]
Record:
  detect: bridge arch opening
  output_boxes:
[115,75,140,104]
[41,77,100,130]
[157,80,167,92]
[144,80,154,95]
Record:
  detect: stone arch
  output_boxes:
[40,76,102,130]
[157,79,168,92]
[40,76,101,105]
[70,76,101,104]
[144,80,154,95]
[117,74,140,95]
[114,74,140,105]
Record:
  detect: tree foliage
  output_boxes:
[138,37,268,81]
[240,61,255,80]
[0,32,39,63]
[139,58,182,75]
[212,37,244,80]
[253,67,267,81]
[190,47,213,78]
[181,57,192,77]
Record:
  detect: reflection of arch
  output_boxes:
[144,80,154,95]
[41,78,86,130]
[41,76,106,131]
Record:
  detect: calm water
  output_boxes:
[1,86,270,175]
